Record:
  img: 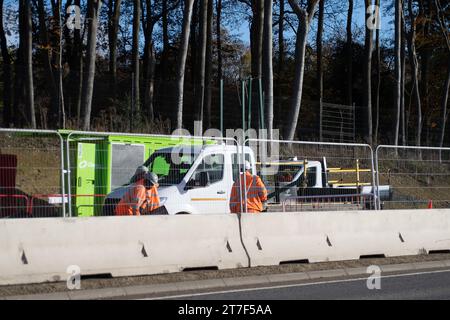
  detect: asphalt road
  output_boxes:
[153,269,450,300]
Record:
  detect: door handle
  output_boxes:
[217,190,226,194]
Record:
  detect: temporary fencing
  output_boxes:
[375,145,450,210]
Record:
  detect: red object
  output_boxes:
[0,154,17,189]
[428,200,433,209]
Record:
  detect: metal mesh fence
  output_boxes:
[246,139,376,212]
[0,129,65,218]
[3,128,450,217]
[376,146,450,209]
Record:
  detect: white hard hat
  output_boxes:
[245,160,252,171]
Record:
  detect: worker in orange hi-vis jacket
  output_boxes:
[142,172,161,214]
[230,161,268,214]
[115,171,160,216]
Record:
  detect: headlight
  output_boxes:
[159,197,168,206]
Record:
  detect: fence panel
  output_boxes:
[245,138,376,212]
[0,129,65,218]
[65,131,240,217]
[375,145,450,210]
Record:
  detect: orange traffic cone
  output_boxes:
[428,200,433,209]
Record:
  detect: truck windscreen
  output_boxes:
[143,152,198,186]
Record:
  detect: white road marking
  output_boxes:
[141,268,450,300]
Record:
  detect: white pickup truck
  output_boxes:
[261,158,391,208]
[103,144,256,215]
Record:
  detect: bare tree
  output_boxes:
[346,0,353,106]
[0,0,12,127]
[277,0,285,112]
[204,0,214,128]
[81,0,102,131]
[251,0,264,80]
[363,0,374,145]
[108,0,122,99]
[16,0,36,128]
[374,0,381,144]
[216,0,223,82]
[393,0,402,146]
[316,0,324,140]
[406,0,422,146]
[175,0,196,129]
[132,0,141,122]
[439,61,450,149]
[36,0,59,127]
[284,0,319,141]
[194,0,209,132]
[263,0,273,139]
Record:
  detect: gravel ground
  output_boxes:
[1,253,450,297]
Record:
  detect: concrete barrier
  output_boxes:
[0,215,248,285]
[2,209,450,285]
[241,210,450,266]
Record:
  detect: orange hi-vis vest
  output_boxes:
[115,182,161,216]
[115,183,147,216]
[143,185,161,213]
[230,171,268,213]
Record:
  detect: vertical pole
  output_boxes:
[241,80,247,213]
[130,73,134,131]
[319,99,323,142]
[258,78,264,130]
[248,78,252,130]
[356,158,360,188]
[220,79,224,136]
[242,79,246,132]
[57,133,66,218]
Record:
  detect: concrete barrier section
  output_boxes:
[0,215,248,285]
[241,210,450,266]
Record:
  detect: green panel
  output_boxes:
[75,143,96,217]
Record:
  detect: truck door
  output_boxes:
[185,153,228,214]
[75,143,96,217]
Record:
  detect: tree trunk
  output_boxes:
[401,12,406,145]
[194,0,208,133]
[374,0,381,144]
[37,0,59,128]
[316,0,324,141]
[204,0,213,128]
[346,0,353,106]
[56,0,65,128]
[108,0,122,100]
[175,0,195,129]
[160,0,169,81]
[263,0,273,139]
[393,0,401,146]
[0,0,12,127]
[363,0,373,145]
[21,0,36,128]
[407,0,422,146]
[132,0,141,121]
[277,0,284,120]
[439,60,450,149]
[285,0,319,141]
[143,0,155,122]
[216,0,222,83]
[250,0,264,79]
[81,0,102,131]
